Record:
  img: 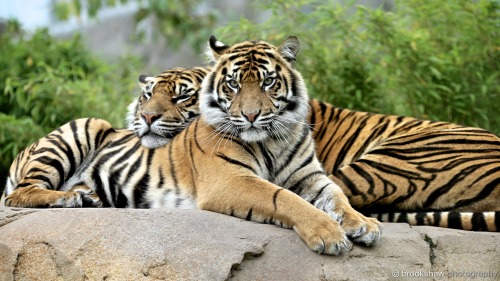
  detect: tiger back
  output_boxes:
[309,99,500,231]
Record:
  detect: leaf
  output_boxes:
[429,66,442,80]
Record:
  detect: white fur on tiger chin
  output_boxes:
[140,133,171,149]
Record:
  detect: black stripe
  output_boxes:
[134,173,150,208]
[84,119,92,150]
[309,183,329,205]
[96,127,116,149]
[92,166,110,207]
[424,166,499,208]
[331,115,368,172]
[32,156,64,189]
[16,182,34,188]
[471,212,488,231]
[245,208,253,221]
[495,211,500,232]
[428,139,500,146]
[283,152,315,188]
[318,109,348,167]
[31,146,63,159]
[193,119,206,154]
[49,135,75,181]
[396,212,408,223]
[290,71,299,96]
[185,130,198,175]
[274,127,309,176]
[124,152,145,207]
[257,143,274,173]
[433,212,442,226]
[447,212,462,229]
[70,120,84,162]
[288,171,324,195]
[220,135,260,167]
[168,142,179,199]
[415,212,426,225]
[454,171,500,209]
[24,175,54,189]
[350,163,375,193]
[134,149,155,208]
[112,141,142,166]
[116,187,128,208]
[388,212,395,222]
[109,164,126,205]
[272,189,282,210]
[216,153,256,173]
[333,169,366,199]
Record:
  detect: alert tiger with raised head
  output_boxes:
[128,66,500,231]
[3,36,383,255]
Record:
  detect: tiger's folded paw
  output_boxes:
[50,192,84,208]
[333,209,383,247]
[70,185,103,207]
[5,187,88,208]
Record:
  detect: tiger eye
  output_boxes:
[227,80,239,88]
[263,77,274,86]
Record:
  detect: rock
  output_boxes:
[0,208,499,281]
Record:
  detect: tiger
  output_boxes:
[126,68,500,231]
[1,66,210,207]
[126,66,210,148]
[2,36,383,255]
[308,99,500,231]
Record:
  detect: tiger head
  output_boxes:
[200,36,309,143]
[126,67,209,148]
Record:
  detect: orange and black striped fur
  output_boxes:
[309,99,500,231]
[127,67,210,148]
[2,67,210,207]
[2,36,383,255]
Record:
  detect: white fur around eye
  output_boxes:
[175,95,191,104]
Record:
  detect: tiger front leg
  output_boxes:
[4,184,101,208]
[197,176,350,255]
[304,176,383,247]
[5,185,83,208]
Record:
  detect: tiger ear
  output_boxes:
[278,36,300,64]
[207,35,230,62]
[138,75,154,92]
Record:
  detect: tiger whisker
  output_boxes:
[280,115,323,131]
[271,120,292,147]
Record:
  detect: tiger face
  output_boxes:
[126,67,209,148]
[200,36,309,143]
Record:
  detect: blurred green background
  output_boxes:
[1,0,498,192]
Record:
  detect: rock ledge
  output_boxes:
[0,208,498,280]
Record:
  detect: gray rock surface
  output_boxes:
[0,208,498,281]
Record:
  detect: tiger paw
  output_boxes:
[293,211,351,255]
[68,185,102,207]
[5,187,86,208]
[50,191,85,208]
[329,208,383,247]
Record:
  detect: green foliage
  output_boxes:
[217,0,500,134]
[0,21,141,185]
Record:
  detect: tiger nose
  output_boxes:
[243,110,260,122]
[142,113,161,125]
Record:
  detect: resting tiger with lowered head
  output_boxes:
[2,36,383,255]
